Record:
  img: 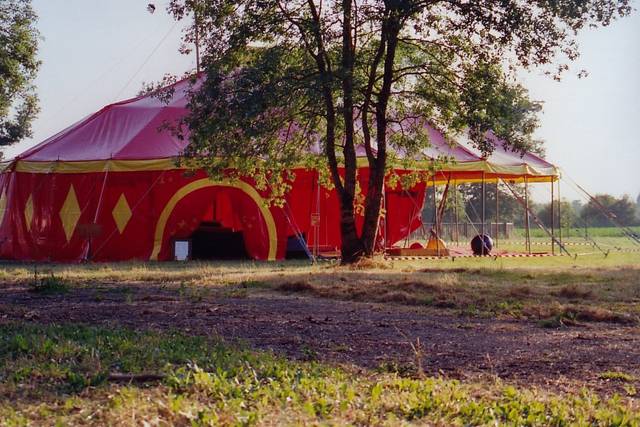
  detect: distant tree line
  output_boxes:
[536,193,639,229]
[422,185,640,230]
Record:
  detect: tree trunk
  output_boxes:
[360,160,385,255]
[339,191,364,263]
[360,16,400,257]
[338,0,364,264]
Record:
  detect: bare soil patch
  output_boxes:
[1,280,638,398]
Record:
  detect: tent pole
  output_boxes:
[501,178,572,256]
[314,170,320,258]
[524,177,531,254]
[454,181,460,246]
[550,180,555,255]
[87,162,110,261]
[282,201,314,262]
[495,180,499,248]
[481,172,486,237]
[432,174,440,256]
[382,180,387,253]
[558,179,563,247]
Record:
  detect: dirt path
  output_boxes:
[1,282,638,396]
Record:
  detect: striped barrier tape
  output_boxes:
[476,241,595,247]
[385,253,556,261]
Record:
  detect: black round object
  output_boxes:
[471,234,493,256]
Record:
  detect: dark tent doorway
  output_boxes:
[189,221,250,260]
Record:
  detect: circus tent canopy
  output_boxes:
[0,75,559,262]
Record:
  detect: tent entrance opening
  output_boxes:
[190,221,249,260]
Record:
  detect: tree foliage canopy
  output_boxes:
[166,0,631,261]
[580,194,639,227]
[0,0,40,150]
[536,200,580,229]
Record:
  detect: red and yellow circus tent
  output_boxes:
[0,77,558,262]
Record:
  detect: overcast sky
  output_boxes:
[5,0,640,203]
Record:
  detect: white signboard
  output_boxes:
[174,240,190,261]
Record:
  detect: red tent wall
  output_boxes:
[0,166,427,262]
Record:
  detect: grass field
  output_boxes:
[1,323,638,426]
[1,253,639,425]
[421,226,640,257]
[517,226,640,239]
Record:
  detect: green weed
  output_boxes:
[1,323,639,426]
[29,272,69,295]
[599,371,636,382]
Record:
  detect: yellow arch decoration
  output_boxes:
[150,178,278,261]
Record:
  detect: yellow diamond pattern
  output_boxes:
[59,185,81,242]
[112,193,132,234]
[0,191,6,225]
[24,194,34,232]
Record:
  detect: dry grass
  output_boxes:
[554,284,593,299]
[347,256,394,270]
[261,262,640,325]
[1,252,639,326]
[276,281,315,293]
[526,303,637,327]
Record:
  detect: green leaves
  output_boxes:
[162,0,626,178]
[0,0,40,149]
[160,0,632,257]
[458,63,543,156]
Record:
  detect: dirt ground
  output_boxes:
[1,281,639,397]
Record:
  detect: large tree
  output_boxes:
[0,0,40,152]
[166,0,630,263]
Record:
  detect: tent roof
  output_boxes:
[11,75,557,180]
[18,77,195,162]
[459,131,558,178]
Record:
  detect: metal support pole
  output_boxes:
[432,175,438,235]
[454,181,460,246]
[87,162,110,261]
[524,177,531,254]
[495,180,499,248]
[432,175,440,256]
[501,178,572,257]
[313,170,320,258]
[481,172,486,237]
[550,180,555,255]
[382,181,387,252]
[558,179,563,246]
